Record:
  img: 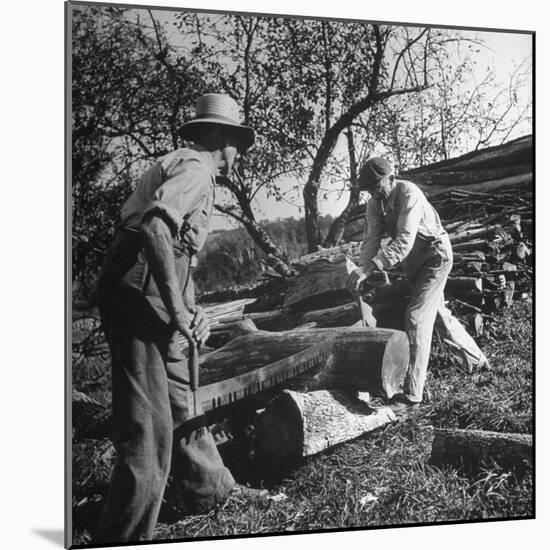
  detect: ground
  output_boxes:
[71,296,533,546]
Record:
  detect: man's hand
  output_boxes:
[189,306,210,347]
[175,306,210,347]
[346,262,375,294]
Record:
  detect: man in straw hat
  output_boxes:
[347,157,489,412]
[93,93,256,543]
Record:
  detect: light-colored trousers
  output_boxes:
[402,235,485,402]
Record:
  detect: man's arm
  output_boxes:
[358,198,384,269]
[141,215,209,345]
[139,160,213,344]
[371,187,423,270]
[347,199,384,293]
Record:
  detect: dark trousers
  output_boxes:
[92,231,235,544]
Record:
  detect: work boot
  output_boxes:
[388,393,420,415]
[476,354,491,371]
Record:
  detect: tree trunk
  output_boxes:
[195,327,409,413]
[253,389,396,476]
[430,428,532,473]
[239,215,295,278]
[303,174,323,253]
[215,187,294,278]
[323,129,361,248]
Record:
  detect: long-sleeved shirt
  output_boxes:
[121,144,216,260]
[117,144,216,324]
[359,179,447,270]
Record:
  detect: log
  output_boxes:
[300,300,376,328]
[419,173,532,199]
[402,135,531,175]
[291,242,362,268]
[405,163,531,186]
[293,322,320,331]
[195,327,409,413]
[430,428,532,473]
[448,225,503,244]
[454,251,486,263]
[205,318,258,348]
[191,300,379,340]
[445,277,483,293]
[253,389,396,476]
[233,301,371,333]
[283,256,356,310]
[451,240,488,253]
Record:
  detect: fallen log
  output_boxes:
[402,135,531,175]
[445,277,483,293]
[448,225,503,244]
[222,301,371,333]
[195,327,409,413]
[451,240,489,253]
[282,256,354,310]
[419,173,532,199]
[405,163,530,186]
[429,428,532,473]
[205,318,258,348]
[290,242,362,268]
[253,389,396,476]
[189,299,378,341]
[300,300,376,328]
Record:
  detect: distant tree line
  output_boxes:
[194,215,337,294]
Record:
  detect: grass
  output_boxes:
[71,295,533,546]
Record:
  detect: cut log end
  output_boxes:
[253,389,396,477]
[253,392,304,477]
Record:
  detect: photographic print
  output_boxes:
[67,1,534,547]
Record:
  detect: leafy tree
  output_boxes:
[71,5,206,296]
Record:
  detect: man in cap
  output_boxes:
[93,93,255,543]
[347,157,488,410]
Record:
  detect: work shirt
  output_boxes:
[112,145,216,324]
[121,144,216,261]
[359,179,447,271]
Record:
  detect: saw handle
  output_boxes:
[188,339,200,392]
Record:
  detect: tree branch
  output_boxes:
[389,28,429,91]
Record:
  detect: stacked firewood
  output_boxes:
[434,188,532,311]
[401,134,533,316]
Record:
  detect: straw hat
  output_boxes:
[178,93,255,151]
